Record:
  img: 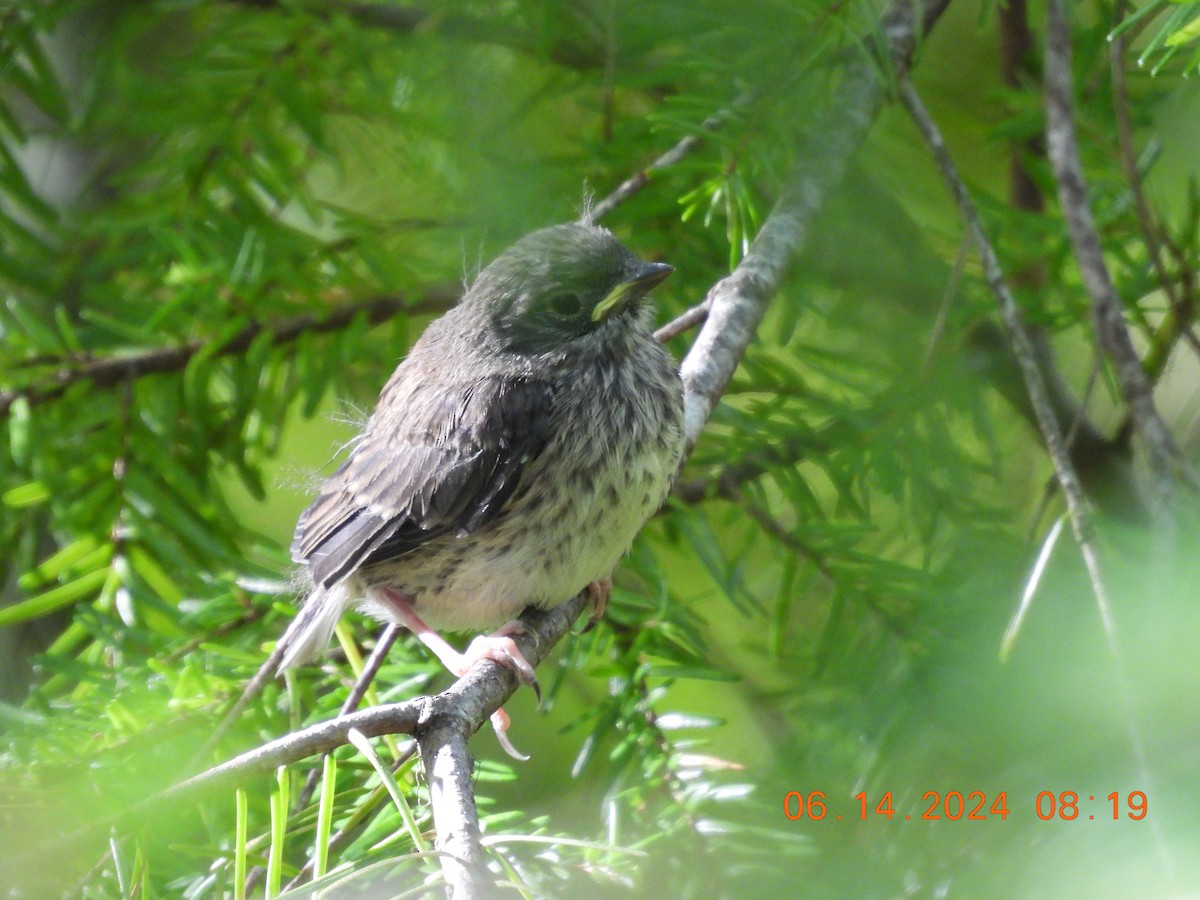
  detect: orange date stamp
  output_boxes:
[782,790,1148,822]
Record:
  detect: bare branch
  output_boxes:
[2,91,732,417]
[1045,0,1194,506]
[899,74,1117,635]
[412,593,588,896]
[175,700,424,797]
[672,434,821,506]
[902,62,1174,881]
[654,299,711,343]
[158,594,585,807]
[590,95,751,222]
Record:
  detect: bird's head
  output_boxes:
[467,223,673,353]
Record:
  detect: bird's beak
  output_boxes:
[591,261,674,322]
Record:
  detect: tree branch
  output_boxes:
[392,593,593,896]
[1044,0,1194,508]
[590,94,751,222]
[998,0,1044,217]
[678,0,949,451]
[167,594,586,806]
[230,1,609,71]
[0,291,455,416]
[901,64,1171,880]
[2,93,733,418]
[1108,2,1200,375]
[899,74,1118,640]
[654,299,712,343]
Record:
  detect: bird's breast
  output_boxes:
[358,333,683,631]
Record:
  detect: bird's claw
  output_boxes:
[461,632,541,706]
[489,708,529,761]
[581,579,611,633]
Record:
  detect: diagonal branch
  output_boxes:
[589,93,751,222]
[901,63,1176,881]
[898,76,1107,610]
[678,0,949,451]
[126,595,586,817]
[1044,0,1194,508]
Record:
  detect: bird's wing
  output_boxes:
[292,372,555,589]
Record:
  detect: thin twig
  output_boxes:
[1028,352,1105,540]
[919,230,970,376]
[175,699,426,798]
[900,74,1181,886]
[1109,6,1200,372]
[590,95,751,222]
[1109,1,1180,313]
[899,76,1107,625]
[292,625,404,812]
[1045,0,1192,509]
[653,300,711,343]
[741,497,911,637]
[0,291,456,416]
[4,89,734,416]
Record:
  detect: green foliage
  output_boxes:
[1114,0,1200,75]
[2,0,1199,898]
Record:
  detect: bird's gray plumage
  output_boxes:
[282,222,684,668]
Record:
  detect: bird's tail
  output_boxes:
[192,581,352,762]
[277,581,354,671]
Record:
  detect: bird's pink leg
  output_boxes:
[373,588,538,686]
[373,588,537,760]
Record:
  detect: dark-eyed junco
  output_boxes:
[281,222,683,750]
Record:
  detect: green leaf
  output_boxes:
[3,479,49,508]
[0,567,110,626]
[346,728,430,853]
[18,537,108,590]
[127,546,185,606]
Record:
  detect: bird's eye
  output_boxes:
[549,293,582,316]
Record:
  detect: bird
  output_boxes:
[280,221,684,752]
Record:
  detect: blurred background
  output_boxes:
[1,0,1198,897]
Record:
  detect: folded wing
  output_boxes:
[292,373,554,589]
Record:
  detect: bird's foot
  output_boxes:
[372,589,539,760]
[458,625,540,704]
[582,578,612,633]
[452,628,540,761]
[374,589,538,692]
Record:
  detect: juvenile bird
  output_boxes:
[282,222,684,749]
